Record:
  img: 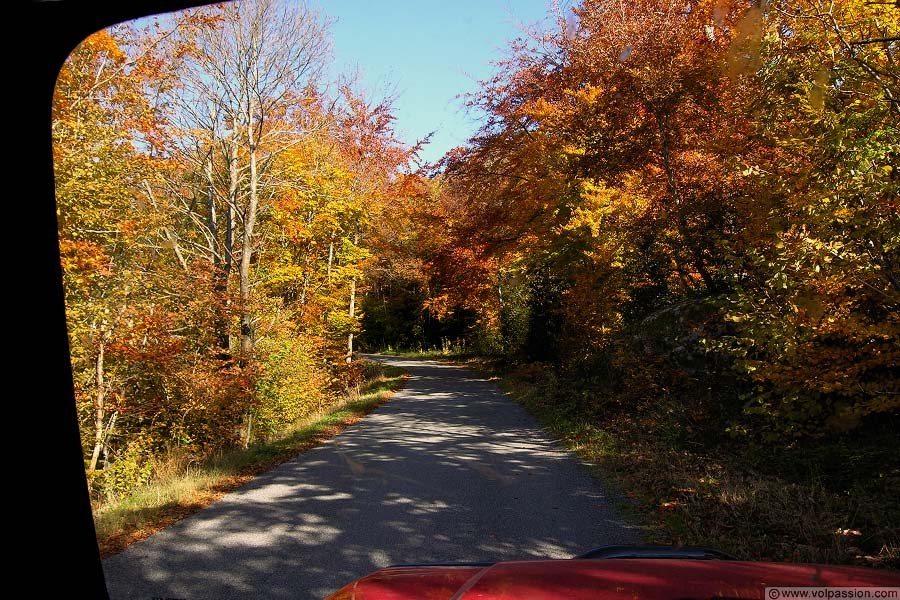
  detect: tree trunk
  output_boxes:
[240,101,258,357]
[243,410,253,449]
[346,276,357,364]
[299,209,315,312]
[323,228,337,330]
[226,137,237,283]
[207,147,231,354]
[206,147,218,269]
[212,139,237,356]
[89,338,106,471]
[101,411,117,470]
[326,228,336,284]
[346,231,360,364]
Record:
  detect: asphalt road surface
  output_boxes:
[102,355,640,599]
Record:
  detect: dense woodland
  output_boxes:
[56,0,897,513]
[367,0,899,438]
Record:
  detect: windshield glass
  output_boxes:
[52,0,899,597]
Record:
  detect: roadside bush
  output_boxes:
[254,332,337,439]
[91,436,155,503]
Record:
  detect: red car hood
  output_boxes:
[326,559,900,600]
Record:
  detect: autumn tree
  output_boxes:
[421,0,750,359]
[393,0,897,437]
[55,1,392,490]
[167,0,331,361]
[713,0,900,435]
[54,25,175,471]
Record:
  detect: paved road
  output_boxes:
[102,355,640,599]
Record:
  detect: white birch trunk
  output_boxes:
[88,339,106,471]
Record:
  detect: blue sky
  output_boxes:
[319,0,555,165]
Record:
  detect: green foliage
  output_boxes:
[358,279,430,350]
[498,272,531,355]
[705,0,900,437]
[91,437,156,502]
[254,331,337,437]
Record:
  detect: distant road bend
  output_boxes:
[102,354,640,599]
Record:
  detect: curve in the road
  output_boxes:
[102,355,641,600]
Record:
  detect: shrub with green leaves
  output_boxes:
[253,331,337,438]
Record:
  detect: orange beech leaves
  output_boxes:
[384,0,898,437]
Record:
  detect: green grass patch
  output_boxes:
[370,347,476,360]
[467,357,899,570]
[93,361,408,558]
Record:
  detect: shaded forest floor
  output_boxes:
[404,352,899,570]
[93,361,408,558]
